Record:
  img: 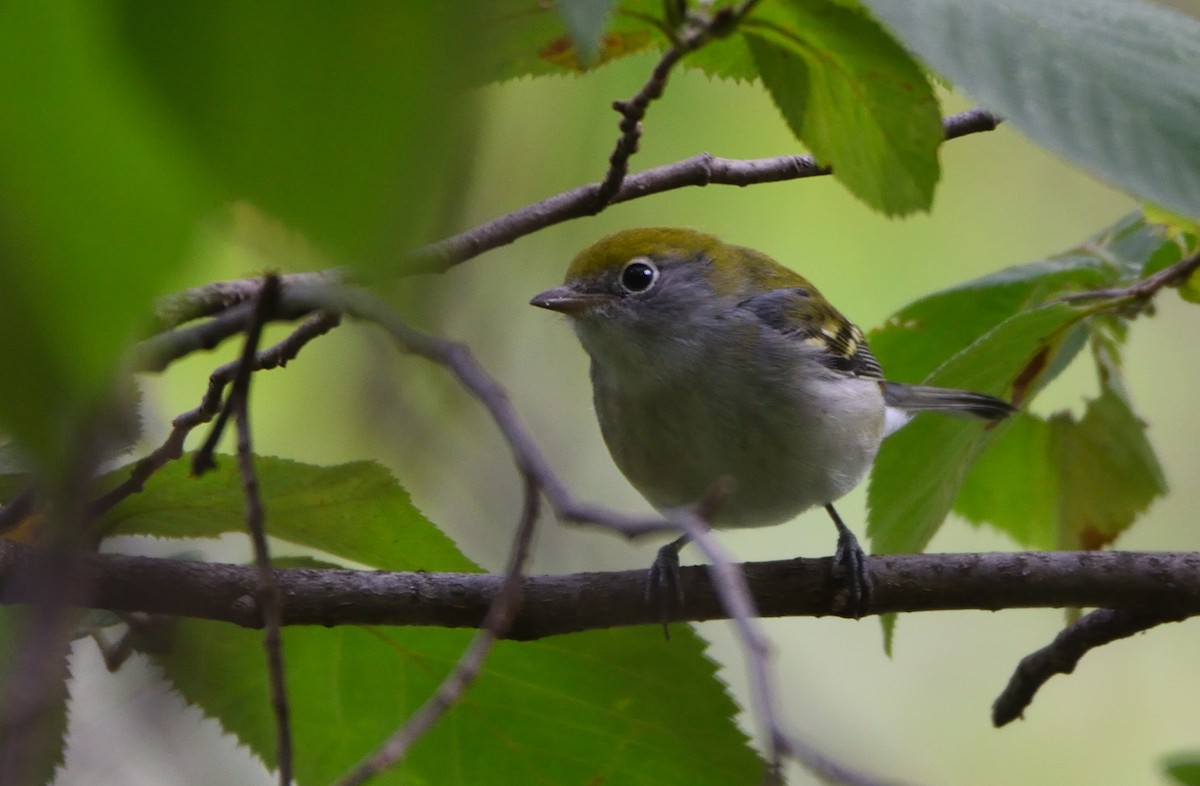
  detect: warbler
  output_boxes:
[531,227,1014,615]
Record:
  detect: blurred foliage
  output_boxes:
[0,2,480,474]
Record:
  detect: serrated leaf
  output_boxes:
[863,0,1200,217]
[868,302,1089,554]
[157,621,760,786]
[956,383,1167,551]
[1050,384,1166,549]
[868,212,1161,384]
[952,413,1058,550]
[102,457,470,572]
[869,212,1176,557]
[559,0,619,65]
[105,458,763,783]
[742,0,943,215]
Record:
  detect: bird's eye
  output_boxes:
[619,259,659,293]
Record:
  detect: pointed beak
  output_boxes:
[530,285,611,315]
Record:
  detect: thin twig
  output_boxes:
[227,275,293,785]
[410,109,1002,273]
[152,270,340,331]
[91,311,341,518]
[595,1,764,208]
[1060,248,1200,304]
[336,472,541,786]
[992,605,1192,727]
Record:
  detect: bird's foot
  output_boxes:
[826,505,872,618]
[646,537,687,639]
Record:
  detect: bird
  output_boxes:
[531,227,1014,618]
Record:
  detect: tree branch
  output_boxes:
[410,109,1002,273]
[991,605,1192,727]
[4,544,1197,638]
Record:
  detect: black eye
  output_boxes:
[620,259,659,293]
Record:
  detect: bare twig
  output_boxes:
[152,270,340,331]
[91,311,340,518]
[1060,248,1200,304]
[336,473,541,786]
[226,275,293,785]
[595,2,765,208]
[992,605,1192,727]
[411,109,1002,273]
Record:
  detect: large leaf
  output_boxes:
[863,0,1200,217]
[955,384,1167,550]
[867,213,1174,555]
[868,302,1091,554]
[102,458,763,784]
[743,0,943,215]
[104,458,466,572]
[0,2,210,472]
[868,212,1154,384]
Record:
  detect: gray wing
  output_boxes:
[738,287,884,380]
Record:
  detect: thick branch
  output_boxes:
[3,544,1197,639]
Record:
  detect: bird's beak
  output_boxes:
[530,286,610,314]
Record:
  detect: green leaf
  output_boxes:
[952,413,1057,549]
[157,621,759,786]
[105,458,763,783]
[103,457,470,572]
[742,0,943,215]
[558,0,619,65]
[868,302,1089,554]
[868,212,1158,384]
[867,212,1176,556]
[1165,752,1200,786]
[484,0,662,80]
[0,1,210,472]
[1051,383,1166,549]
[115,3,483,269]
[863,0,1200,217]
[955,383,1167,550]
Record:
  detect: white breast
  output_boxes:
[585,328,887,529]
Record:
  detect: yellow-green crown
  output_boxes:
[565,227,811,297]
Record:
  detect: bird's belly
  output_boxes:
[595,374,886,528]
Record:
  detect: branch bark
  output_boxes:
[3,542,1197,640]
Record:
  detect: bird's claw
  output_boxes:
[646,539,686,639]
[831,524,872,618]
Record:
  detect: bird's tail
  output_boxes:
[882,382,1015,421]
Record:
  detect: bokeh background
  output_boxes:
[59,53,1200,785]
